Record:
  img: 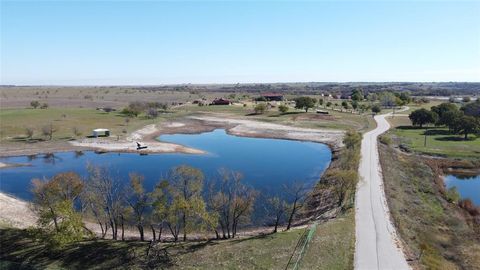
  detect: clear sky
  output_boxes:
[1,0,479,85]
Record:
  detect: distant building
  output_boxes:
[211,98,231,105]
[261,93,284,101]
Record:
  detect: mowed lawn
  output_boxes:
[387,116,480,158]
[0,211,354,270]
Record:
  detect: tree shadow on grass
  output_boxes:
[396,126,426,130]
[434,136,477,142]
[423,129,452,136]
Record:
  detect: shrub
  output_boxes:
[371,104,381,114]
[459,199,480,216]
[25,127,34,140]
[254,103,267,114]
[379,135,392,146]
[278,104,289,114]
[40,103,49,109]
[445,187,460,203]
[30,100,40,109]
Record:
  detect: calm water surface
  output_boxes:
[0,130,332,206]
[444,174,480,205]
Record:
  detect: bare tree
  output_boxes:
[72,126,82,137]
[266,196,288,233]
[284,181,308,230]
[210,168,257,239]
[25,127,34,141]
[83,165,124,240]
[41,124,56,140]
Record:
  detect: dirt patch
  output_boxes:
[0,193,37,229]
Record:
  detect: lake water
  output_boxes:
[444,174,480,206]
[0,129,332,220]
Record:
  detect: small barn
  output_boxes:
[92,128,110,137]
[261,93,284,101]
[211,98,231,105]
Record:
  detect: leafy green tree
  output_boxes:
[409,109,438,128]
[126,173,150,241]
[327,169,358,210]
[165,165,208,241]
[431,103,459,126]
[379,92,396,108]
[461,100,480,117]
[30,100,40,109]
[351,101,359,111]
[294,96,316,112]
[326,101,332,108]
[371,104,381,114]
[254,103,267,114]
[451,115,479,140]
[442,110,463,132]
[150,180,169,241]
[31,172,85,246]
[341,101,349,110]
[367,93,378,102]
[318,98,324,107]
[278,104,289,114]
[351,89,364,101]
[343,129,362,149]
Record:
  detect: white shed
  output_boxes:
[92,128,110,137]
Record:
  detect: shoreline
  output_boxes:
[0,115,344,158]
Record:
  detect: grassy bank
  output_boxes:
[379,143,480,269]
[0,211,354,270]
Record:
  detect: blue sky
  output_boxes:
[1,1,479,85]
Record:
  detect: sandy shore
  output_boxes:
[190,115,344,148]
[0,192,37,229]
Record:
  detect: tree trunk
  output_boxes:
[50,207,59,232]
[138,224,144,241]
[182,213,187,241]
[121,215,125,241]
[151,225,156,241]
[158,226,163,242]
[286,200,297,230]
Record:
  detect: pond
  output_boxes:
[0,129,332,223]
[444,174,480,206]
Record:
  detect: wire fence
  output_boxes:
[285,222,318,270]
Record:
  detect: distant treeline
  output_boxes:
[119,82,480,96]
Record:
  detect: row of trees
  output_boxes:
[409,100,480,139]
[24,125,84,141]
[121,101,169,118]
[31,165,310,246]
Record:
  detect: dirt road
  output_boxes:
[354,109,410,270]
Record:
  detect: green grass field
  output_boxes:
[0,103,375,147]
[0,211,354,270]
[386,115,480,158]
[177,103,375,132]
[0,108,165,143]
